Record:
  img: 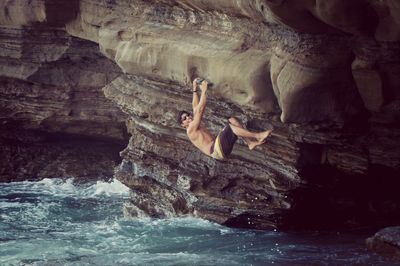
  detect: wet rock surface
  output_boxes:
[367,227,400,261]
[1,0,400,230]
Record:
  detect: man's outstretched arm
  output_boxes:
[189,81,208,132]
[192,78,200,110]
[196,82,207,113]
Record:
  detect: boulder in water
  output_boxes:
[367,226,400,261]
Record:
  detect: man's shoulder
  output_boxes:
[187,121,198,132]
[187,124,198,136]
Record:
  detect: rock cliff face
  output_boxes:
[1,0,399,230]
[0,2,128,181]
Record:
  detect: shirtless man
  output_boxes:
[177,78,272,160]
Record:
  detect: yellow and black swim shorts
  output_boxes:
[210,124,238,160]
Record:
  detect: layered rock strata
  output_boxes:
[0,12,128,181]
[1,0,400,230]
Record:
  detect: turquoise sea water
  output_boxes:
[0,178,393,266]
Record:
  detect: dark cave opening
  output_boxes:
[282,164,400,231]
[0,126,128,183]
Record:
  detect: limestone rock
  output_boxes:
[0,0,46,26]
[67,0,277,113]
[0,0,79,27]
[367,227,400,261]
[270,42,361,123]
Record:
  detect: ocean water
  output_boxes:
[0,178,393,266]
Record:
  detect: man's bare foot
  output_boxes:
[247,130,272,150]
[248,140,259,150]
[257,129,272,144]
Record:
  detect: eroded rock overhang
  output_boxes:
[1,0,399,230]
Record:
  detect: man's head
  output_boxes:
[177,110,192,128]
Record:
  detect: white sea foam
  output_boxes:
[92,179,130,197]
[35,178,76,196]
[3,178,130,198]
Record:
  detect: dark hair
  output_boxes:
[177,110,190,125]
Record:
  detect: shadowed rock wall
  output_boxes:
[0,0,127,181]
[1,0,399,229]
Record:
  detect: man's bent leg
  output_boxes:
[229,124,261,139]
[228,117,256,147]
[228,117,242,127]
[218,124,238,157]
[228,120,272,150]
